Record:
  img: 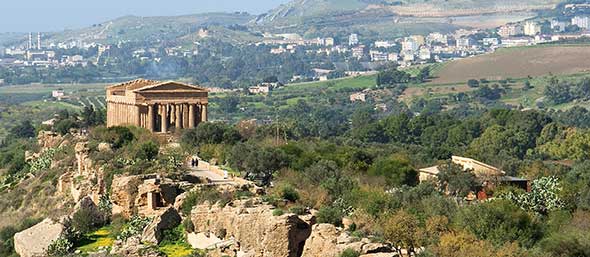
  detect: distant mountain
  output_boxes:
[253,0,562,28]
[243,0,564,39]
[0,0,565,47]
[45,12,255,44]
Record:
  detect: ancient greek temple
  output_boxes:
[106,79,208,133]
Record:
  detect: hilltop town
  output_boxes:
[1,2,590,87]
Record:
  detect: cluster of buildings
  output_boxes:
[0,32,199,68]
[262,14,590,72]
[1,33,92,68]
[2,12,590,84]
[497,15,590,47]
[262,29,495,70]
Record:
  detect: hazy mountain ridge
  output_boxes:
[254,0,562,26]
[44,12,255,44]
[0,0,564,46]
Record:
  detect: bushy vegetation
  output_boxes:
[117,216,152,241]
[176,102,590,255]
[5,62,590,256]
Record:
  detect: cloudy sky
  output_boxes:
[1,0,290,32]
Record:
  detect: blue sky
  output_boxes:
[1,0,290,32]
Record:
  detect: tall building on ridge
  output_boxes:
[572,16,590,29]
[349,33,359,46]
[524,21,541,36]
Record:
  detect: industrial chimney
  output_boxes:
[37,32,41,50]
[28,33,32,50]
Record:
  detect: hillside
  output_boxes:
[254,0,561,26]
[46,12,255,44]
[248,0,563,37]
[431,45,590,84]
[386,0,561,17]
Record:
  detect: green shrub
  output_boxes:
[317,206,344,227]
[54,119,78,135]
[97,195,112,224]
[280,184,300,202]
[262,194,280,206]
[182,219,195,233]
[46,237,73,257]
[180,188,229,216]
[92,126,135,149]
[118,216,152,241]
[272,209,284,216]
[134,140,159,161]
[110,214,127,238]
[339,248,360,257]
[181,191,200,216]
[289,205,306,215]
[160,225,188,246]
[71,208,97,235]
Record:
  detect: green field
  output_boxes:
[0,83,106,95]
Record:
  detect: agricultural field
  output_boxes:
[0,83,108,142]
[431,45,590,84]
[0,83,107,108]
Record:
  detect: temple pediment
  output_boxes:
[133,81,208,93]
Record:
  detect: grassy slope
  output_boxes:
[431,45,590,84]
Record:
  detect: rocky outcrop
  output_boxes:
[13,218,64,257]
[190,200,312,257]
[72,196,105,224]
[111,174,183,218]
[141,207,181,244]
[111,175,145,218]
[187,232,223,249]
[301,224,394,257]
[97,142,112,153]
[37,131,64,149]
[58,141,106,203]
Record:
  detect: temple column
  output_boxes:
[175,104,182,129]
[134,105,141,127]
[201,104,208,122]
[189,104,195,128]
[170,105,176,125]
[148,104,155,132]
[161,104,168,133]
[183,104,189,128]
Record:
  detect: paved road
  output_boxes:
[187,159,234,185]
